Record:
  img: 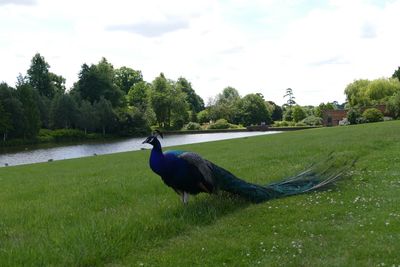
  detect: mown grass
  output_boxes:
[0,121,399,266]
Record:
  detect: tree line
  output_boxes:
[1,53,399,143]
[0,54,278,142]
[278,66,400,126]
[344,70,400,120]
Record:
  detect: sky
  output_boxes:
[1,0,400,105]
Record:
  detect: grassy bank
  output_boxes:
[0,121,399,266]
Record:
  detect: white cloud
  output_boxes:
[0,0,399,105]
[0,0,36,5]
[106,18,190,38]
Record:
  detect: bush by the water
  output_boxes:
[295,121,307,126]
[302,115,323,126]
[208,119,240,129]
[273,121,295,127]
[362,108,384,122]
[273,119,318,127]
[38,129,99,142]
[183,122,202,131]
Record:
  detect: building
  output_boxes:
[322,105,388,126]
[323,110,348,126]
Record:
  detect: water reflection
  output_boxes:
[0,131,280,167]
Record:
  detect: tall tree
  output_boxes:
[37,95,52,128]
[150,73,170,127]
[267,101,283,121]
[96,58,123,106]
[116,107,150,136]
[17,83,41,138]
[392,66,400,81]
[94,97,116,135]
[344,78,400,107]
[208,87,241,123]
[218,87,240,103]
[283,88,296,108]
[73,64,95,102]
[127,81,151,111]
[314,102,336,118]
[292,105,307,122]
[365,78,400,102]
[27,53,52,97]
[50,94,78,129]
[176,77,204,113]
[0,83,25,138]
[344,79,371,107]
[0,101,12,141]
[73,58,124,107]
[149,73,189,128]
[77,100,98,134]
[170,86,189,129]
[19,71,52,128]
[238,93,271,126]
[49,72,66,95]
[115,67,143,94]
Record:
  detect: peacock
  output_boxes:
[142,131,353,204]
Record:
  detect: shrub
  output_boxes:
[208,119,231,129]
[228,123,242,129]
[283,109,293,121]
[183,122,202,131]
[197,109,211,124]
[272,121,296,127]
[383,116,393,121]
[362,108,384,123]
[302,115,323,126]
[295,122,307,126]
[387,92,400,118]
[38,129,87,142]
[339,118,350,126]
[171,118,186,130]
[273,121,283,127]
[292,105,307,122]
[207,119,243,130]
[347,108,361,124]
[356,117,367,124]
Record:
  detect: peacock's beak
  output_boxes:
[142,136,155,144]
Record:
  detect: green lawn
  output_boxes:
[0,121,399,266]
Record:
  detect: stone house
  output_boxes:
[322,104,388,126]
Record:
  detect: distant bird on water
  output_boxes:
[143,131,353,204]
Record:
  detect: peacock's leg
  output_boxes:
[182,191,189,204]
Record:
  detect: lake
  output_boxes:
[0,131,280,167]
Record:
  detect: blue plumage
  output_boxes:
[143,132,353,204]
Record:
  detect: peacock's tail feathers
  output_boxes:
[211,153,356,203]
[266,154,356,195]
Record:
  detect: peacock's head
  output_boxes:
[142,130,163,146]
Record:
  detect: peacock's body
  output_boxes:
[143,132,351,204]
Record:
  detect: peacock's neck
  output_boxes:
[150,144,165,176]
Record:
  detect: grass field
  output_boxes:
[0,121,399,266]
